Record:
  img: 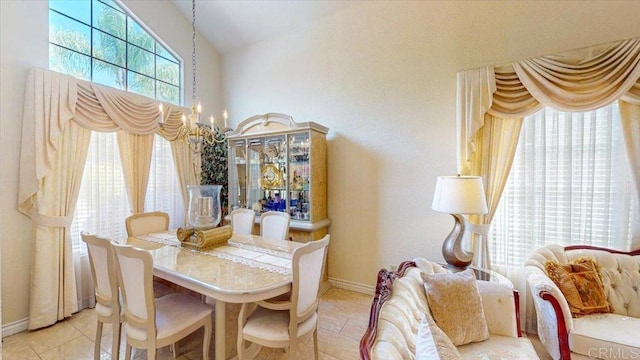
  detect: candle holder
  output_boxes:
[187,185,222,229]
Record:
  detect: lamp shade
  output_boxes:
[431,176,488,214]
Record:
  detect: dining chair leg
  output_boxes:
[112,322,121,360]
[94,321,103,360]
[170,343,176,358]
[288,339,298,360]
[313,328,319,360]
[125,344,132,360]
[236,336,244,360]
[203,318,212,360]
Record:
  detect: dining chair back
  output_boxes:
[81,232,122,360]
[260,211,290,241]
[125,211,170,237]
[237,235,330,359]
[230,208,255,235]
[112,243,213,360]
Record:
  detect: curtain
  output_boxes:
[117,132,155,213]
[456,66,496,174]
[619,100,640,250]
[19,67,195,329]
[466,114,523,269]
[456,37,640,332]
[28,121,91,329]
[171,140,200,214]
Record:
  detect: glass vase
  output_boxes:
[187,185,222,229]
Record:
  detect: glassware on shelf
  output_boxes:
[187,185,222,228]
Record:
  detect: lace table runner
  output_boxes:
[202,246,292,275]
[135,230,180,246]
[134,231,292,275]
[227,239,293,259]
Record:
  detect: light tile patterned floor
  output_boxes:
[2,287,371,360]
[2,286,551,359]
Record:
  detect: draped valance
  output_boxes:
[18,67,189,217]
[459,37,640,171]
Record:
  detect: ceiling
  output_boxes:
[171,0,354,54]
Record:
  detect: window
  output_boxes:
[489,102,634,267]
[50,0,185,249]
[49,0,180,104]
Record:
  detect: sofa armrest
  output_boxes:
[477,281,520,337]
[526,267,573,360]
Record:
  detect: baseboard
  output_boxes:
[327,277,375,295]
[2,318,29,338]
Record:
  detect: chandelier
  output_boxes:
[159,0,231,154]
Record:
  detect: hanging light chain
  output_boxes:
[191,0,197,103]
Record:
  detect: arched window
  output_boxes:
[49,0,180,103]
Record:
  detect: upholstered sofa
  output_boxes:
[525,245,640,360]
[360,258,539,359]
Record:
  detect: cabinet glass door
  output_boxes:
[288,132,310,221]
[247,135,288,215]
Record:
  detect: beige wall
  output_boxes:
[0,0,222,326]
[221,1,640,288]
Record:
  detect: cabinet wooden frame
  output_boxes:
[227,113,330,243]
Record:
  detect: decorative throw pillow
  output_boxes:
[415,312,462,360]
[422,269,490,346]
[544,257,611,317]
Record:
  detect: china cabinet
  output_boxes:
[227,113,330,242]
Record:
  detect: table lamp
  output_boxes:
[431,175,488,268]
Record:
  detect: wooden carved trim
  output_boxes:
[513,289,522,337]
[359,261,417,360]
[564,245,640,256]
[540,290,572,360]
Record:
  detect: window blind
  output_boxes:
[489,102,633,267]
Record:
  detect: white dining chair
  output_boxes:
[112,243,213,360]
[81,232,123,360]
[237,235,330,359]
[125,211,170,237]
[260,211,290,241]
[125,211,174,298]
[230,208,255,235]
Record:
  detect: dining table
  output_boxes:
[126,230,306,360]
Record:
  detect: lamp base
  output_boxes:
[442,213,473,268]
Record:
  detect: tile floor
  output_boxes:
[2,287,369,360]
[2,287,551,359]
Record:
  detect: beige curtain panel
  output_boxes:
[27,121,91,329]
[18,67,196,330]
[117,131,155,213]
